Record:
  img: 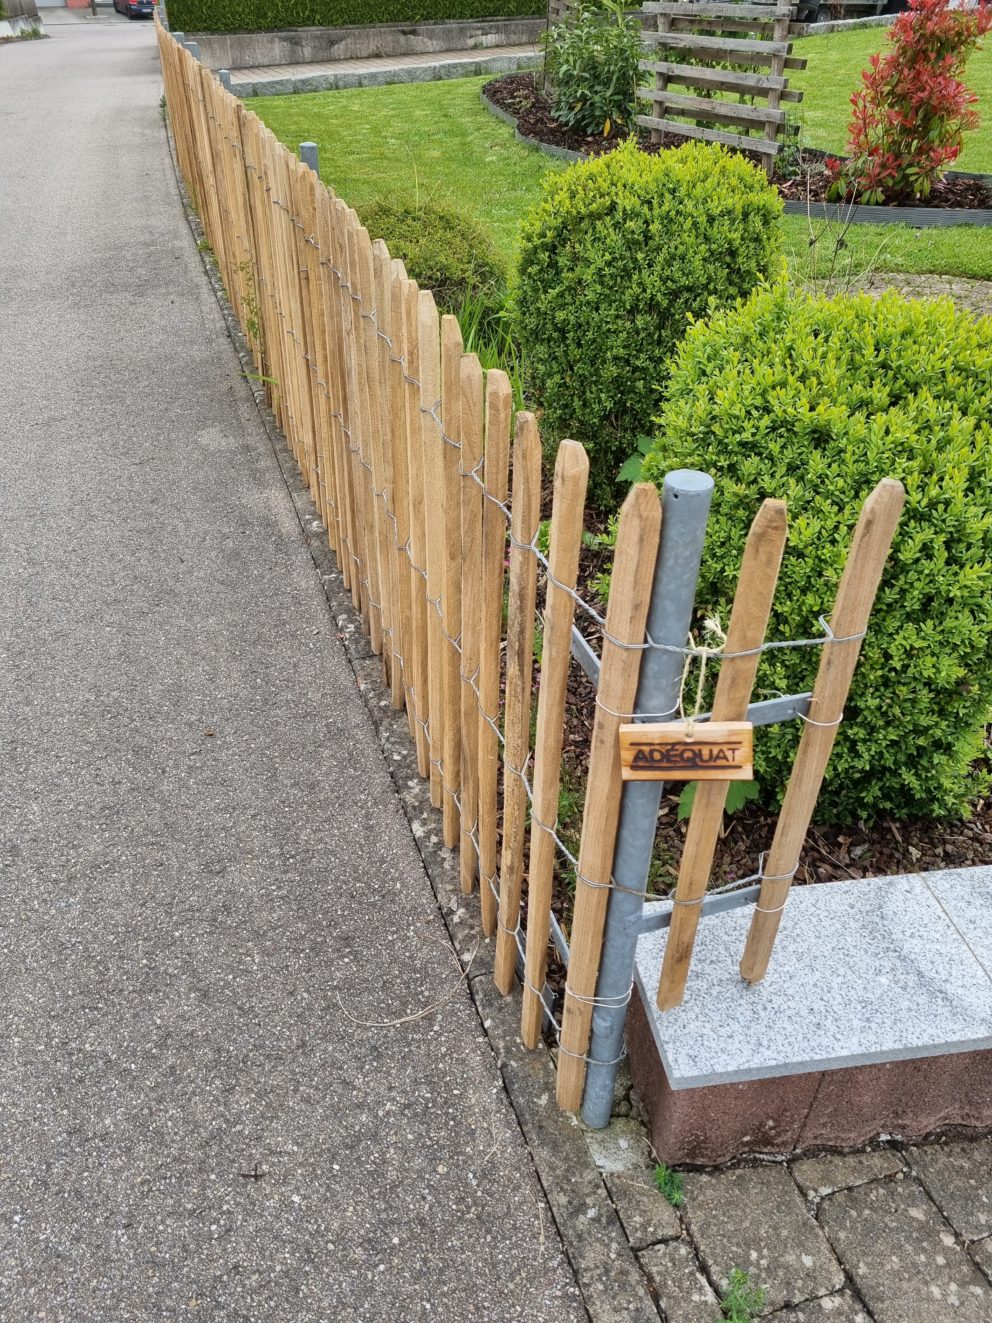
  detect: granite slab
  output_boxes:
[923,867,992,981]
[633,871,992,1089]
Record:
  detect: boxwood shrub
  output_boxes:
[360,197,507,327]
[642,285,992,823]
[513,139,783,508]
[166,0,542,34]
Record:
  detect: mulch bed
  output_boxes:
[484,73,992,211]
[777,170,992,210]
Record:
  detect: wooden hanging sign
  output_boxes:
[619,721,754,782]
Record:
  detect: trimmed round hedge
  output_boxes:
[642,285,992,823]
[513,139,783,508]
[361,197,507,327]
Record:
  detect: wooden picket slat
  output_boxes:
[521,440,589,1048]
[458,353,485,896]
[556,484,662,1112]
[477,370,513,938]
[299,163,331,529]
[494,414,543,996]
[315,187,352,577]
[341,216,372,629]
[312,181,344,557]
[376,248,409,712]
[440,316,465,848]
[402,277,432,779]
[387,259,416,730]
[419,291,447,811]
[656,500,788,1011]
[739,480,905,984]
[357,228,396,676]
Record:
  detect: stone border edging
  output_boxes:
[480,86,992,228]
[237,48,540,98]
[162,109,663,1323]
[804,12,896,34]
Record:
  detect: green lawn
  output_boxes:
[251,77,554,263]
[252,29,992,281]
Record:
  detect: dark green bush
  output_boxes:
[513,139,783,508]
[361,197,507,327]
[167,0,541,33]
[642,285,992,822]
[543,0,644,138]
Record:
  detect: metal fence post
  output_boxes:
[218,68,233,92]
[183,40,201,61]
[172,30,185,42]
[299,141,319,174]
[581,469,714,1129]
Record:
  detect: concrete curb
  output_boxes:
[162,113,661,1323]
[803,13,896,34]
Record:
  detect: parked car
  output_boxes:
[113,0,154,18]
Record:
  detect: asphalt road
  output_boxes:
[0,21,585,1322]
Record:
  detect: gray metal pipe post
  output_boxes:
[183,40,201,61]
[218,68,233,92]
[299,141,319,174]
[172,31,185,42]
[581,469,714,1129]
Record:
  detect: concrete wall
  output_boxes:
[190,16,545,69]
[0,12,43,34]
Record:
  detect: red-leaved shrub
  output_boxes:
[827,0,992,205]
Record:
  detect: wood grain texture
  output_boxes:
[418,290,445,809]
[740,480,905,985]
[556,484,662,1112]
[440,315,465,848]
[620,721,754,782]
[401,278,431,779]
[477,371,512,938]
[520,440,589,1048]
[458,353,485,896]
[656,499,787,1011]
[387,258,416,733]
[494,414,542,995]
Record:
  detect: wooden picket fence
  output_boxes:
[157,23,901,1116]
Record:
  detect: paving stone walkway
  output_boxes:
[599,1115,992,1322]
[227,43,540,97]
[842,272,992,319]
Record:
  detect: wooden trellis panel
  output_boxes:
[547,0,574,22]
[637,0,807,173]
